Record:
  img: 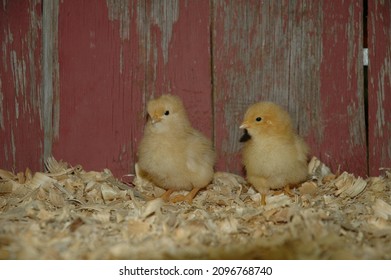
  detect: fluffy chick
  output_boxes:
[240,102,309,205]
[137,94,216,203]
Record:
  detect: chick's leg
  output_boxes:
[248,176,269,206]
[260,194,267,206]
[283,184,297,196]
[171,187,202,204]
[160,189,174,202]
[274,184,299,197]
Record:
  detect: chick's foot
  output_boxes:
[273,184,299,197]
[261,193,267,206]
[160,189,174,202]
[170,187,202,204]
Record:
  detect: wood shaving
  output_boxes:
[0,156,390,259]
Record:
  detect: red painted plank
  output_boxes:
[53,0,211,177]
[0,0,43,172]
[213,0,366,176]
[54,0,137,176]
[367,0,391,176]
[317,0,367,176]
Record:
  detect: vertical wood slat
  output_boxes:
[52,0,211,176]
[0,0,43,172]
[318,0,367,175]
[53,0,137,176]
[212,0,367,176]
[42,0,59,164]
[367,0,391,176]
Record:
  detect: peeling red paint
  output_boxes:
[368,0,391,176]
[317,0,367,176]
[0,0,43,172]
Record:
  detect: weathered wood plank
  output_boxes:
[42,0,60,165]
[212,0,366,176]
[0,0,43,172]
[53,0,211,177]
[367,0,391,176]
[53,0,138,176]
[317,0,366,176]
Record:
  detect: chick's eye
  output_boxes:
[164,110,170,116]
[256,117,262,122]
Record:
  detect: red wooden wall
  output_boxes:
[1,0,390,178]
[0,0,43,172]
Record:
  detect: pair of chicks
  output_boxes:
[137,94,309,205]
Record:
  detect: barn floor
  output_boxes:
[0,157,390,260]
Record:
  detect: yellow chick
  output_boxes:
[137,94,216,203]
[239,102,309,205]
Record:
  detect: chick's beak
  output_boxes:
[240,122,249,129]
[150,113,162,124]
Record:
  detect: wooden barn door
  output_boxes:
[1,0,390,178]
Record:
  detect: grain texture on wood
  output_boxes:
[212,0,366,176]
[367,0,391,176]
[42,0,60,164]
[0,0,43,172]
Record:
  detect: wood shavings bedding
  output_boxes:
[0,157,390,259]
